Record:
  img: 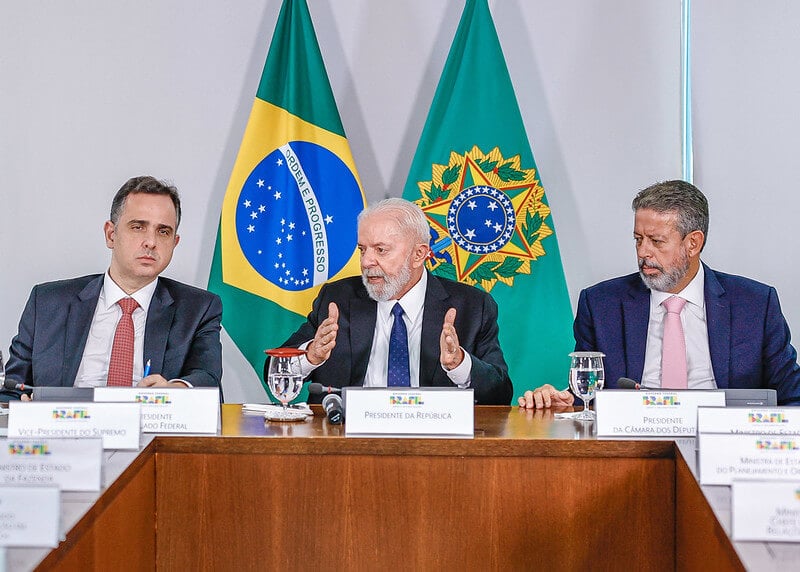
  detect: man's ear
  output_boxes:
[685,230,705,257]
[103,221,115,249]
[412,243,430,267]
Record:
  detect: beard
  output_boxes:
[362,256,413,302]
[638,249,690,292]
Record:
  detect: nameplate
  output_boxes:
[698,433,800,485]
[0,486,60,547]
[698,406,800,435]
[7,402,140,450]
[344,388,474,437]
[94,387,219,434]
[0,438,102,491]
[595,390,725,437]
[732,481,800,541]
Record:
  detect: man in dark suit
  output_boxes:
[519,180,800,408]
[281,198,512,405]
[3,176,222,399]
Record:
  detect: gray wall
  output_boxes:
[1,1,796,402]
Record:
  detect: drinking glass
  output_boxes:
[264,348,305,421]
[568,351,605,421]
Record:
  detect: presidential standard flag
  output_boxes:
[208,0,365,397]
[403,0,574,398]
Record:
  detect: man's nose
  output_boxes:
[360,250,375,267]
[142,229,157,248]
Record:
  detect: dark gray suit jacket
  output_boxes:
[281,273,513,405]
[5,274,222,390]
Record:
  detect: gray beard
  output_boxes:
[362,261,412,302]
[638,253,690,292]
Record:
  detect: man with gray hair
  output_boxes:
[282,197,512,405]
[520,179,800,408]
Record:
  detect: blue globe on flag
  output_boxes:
[235,141,362,291]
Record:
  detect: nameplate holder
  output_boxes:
[94,387,219,434]
[0,438,102,491]
[0,486,60,547]
[8,402,140,450]
[698,433,800,485]
[344,388,474,438]
[595,390,725,437]
[698,406,800,435]
[732,480,800,541]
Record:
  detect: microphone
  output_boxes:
[3,379,33,393]
[617,377,642,390]
[308,382,342,396]
[322,394,344,425]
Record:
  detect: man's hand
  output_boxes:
[439,308,464,370]
[518,384,574,409]
[138,375,188,388]
[307,302,339,365]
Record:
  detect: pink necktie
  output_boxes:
[107,298,139,387]
[661,296,688,389]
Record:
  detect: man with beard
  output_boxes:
[280,198,512,405]
[519,180,800,408]
[2,176,222,400]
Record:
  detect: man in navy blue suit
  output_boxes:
[2,176,222,400]
[519,180,800,408]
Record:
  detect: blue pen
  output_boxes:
[143,359,151,378]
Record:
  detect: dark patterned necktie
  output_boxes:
[387,303,410,387]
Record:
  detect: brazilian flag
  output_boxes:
[208,0,365,399]
[403,0,574,399]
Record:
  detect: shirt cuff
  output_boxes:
[441,349,471,388]
[297,340,323,378]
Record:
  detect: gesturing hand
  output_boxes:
[307,302,339,365]
[439,307,464,370]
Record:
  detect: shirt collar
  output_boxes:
[650,262,705,310]
[377,270,427,322]
[100,271,158,312]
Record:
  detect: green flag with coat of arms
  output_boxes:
[403,0,574,399]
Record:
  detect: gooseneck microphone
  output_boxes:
[308,382,342,395]
[322,394,345,425]
[4,379,33,393]
[617,377,642,390]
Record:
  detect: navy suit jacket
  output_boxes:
[574,264,800,404]
[5,274,222,390]
[281,274,513,405]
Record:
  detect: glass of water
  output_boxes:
[568,351,605,421]
[264,348,305,421]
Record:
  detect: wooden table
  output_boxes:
[30,405,743,571]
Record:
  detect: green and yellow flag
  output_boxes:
[208,0,365,398]
[403,0,573,398]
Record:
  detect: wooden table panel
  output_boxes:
[155,450,674,571]
[37,450,156,571]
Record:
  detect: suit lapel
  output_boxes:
[349,293,376,386]
[63,276,104,386]
[622,280,650,382]
[420,275,448,385]
[144,279,175,376]
[703,266,730,388]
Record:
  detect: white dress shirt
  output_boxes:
[641,263,717,389]
[74,272,158,388]
[299,271,472,387]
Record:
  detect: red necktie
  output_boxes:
[107,298,139,387]
[661,296,688,389]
